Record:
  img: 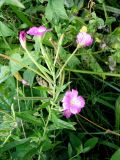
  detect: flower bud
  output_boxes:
[76,32,93,47]
[19,31,26,49]
[21,79,29,86]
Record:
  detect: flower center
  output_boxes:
[70,99,76,105]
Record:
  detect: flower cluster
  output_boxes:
[19,25,93,49]
[62,89,85,118]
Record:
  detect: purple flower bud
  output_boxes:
[27,26,51,36]
[76,32,93,47]
[62,89,85,118]
[21,79,29,86]
[19,31,26,49]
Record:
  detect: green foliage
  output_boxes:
[1,0,25,8]
[83,137,98,153]
[115,96,120,131]
[110,148,120,160]
[45,0,68,22]
[0,0,120,159]
[0,21,14,37]
[16,111,44,126]
[10,6,33,27]
[0,65,10,83]
[50,113,76,130]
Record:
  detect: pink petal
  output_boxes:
[63,109,72,118]
[70,106,81,114]
[71,89,78,97]
[77,96,85,108]
[27,27,39,35]
[63,100,71,110]
[27,26,50,36]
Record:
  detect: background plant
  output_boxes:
[0,0,120,160]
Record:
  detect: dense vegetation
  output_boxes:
[0,0,120,159]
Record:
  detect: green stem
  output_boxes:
[39,40,53,72]
[57,47,78,78]
[16,81,26,138]
[54,34,64,66]
[64,68,120,78]
[0,53,52,84]
[102,2,108,20]
[14,96,50,101]
[38,106,52,159]
[43,106,51,137]
[24,48,48,74]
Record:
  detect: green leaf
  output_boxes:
[45,1,53,21]
[105,17,116,25]
[97,98,114,110]
[83,137,98,153]
[64,0,74,8]
[100,140,119,150]
[23,69,35,87]
[112,27,120,36]
[43,32,54,47]
[115,96,120,131]
[0,0,5,8]
[10,53,23,74]
[109,27,120,50]
[5,0,25,8]
[50,113,76,130]
[0,138,30,153]
[110,148,120,160]
[81,53,105,78]
[41,138,53,151]
[10,52,39,74]
[0,113,15,142]
[84,54,103,72]
[0,21,14,37]
[14,141,37,160]
[96,4,120,14]
[37,102,50,110]
[45,0,68,21]
[56,82,71,95]
[60,48,80,69]
[0,66,10,83]
[11,6,33,26]
[69,133,82,150]
[67,54,80,69]
[68,143,73,158]
[16,111,43,126]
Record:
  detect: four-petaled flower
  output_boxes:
[27,26,51,36]
[19,31,26,49]
[76,32,93,47]
[62,89,85,118]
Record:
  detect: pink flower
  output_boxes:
[62,89,85,118]
[27,26,51,36]
[76,32,93,47]
[19,31,26,49]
